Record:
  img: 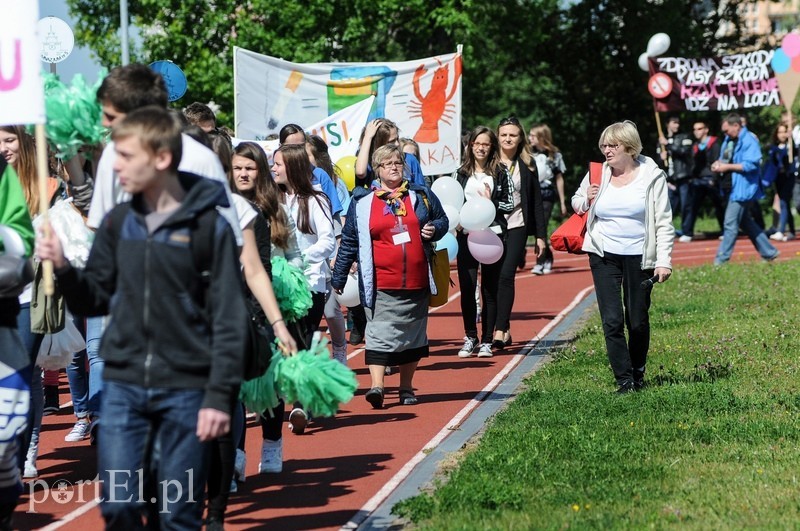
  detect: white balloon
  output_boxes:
[431,176,465,209]
[459,197,496,231]
[335,274,360,307]
[646,33,670,57]
[638,52,650,72]
[443,204,460,232]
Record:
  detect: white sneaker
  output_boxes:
[258,438,283,474]
[233,449,247,482]
[288,408,307,434]
[23,444,38,478]
[458,337,478,358]
[65,419,91,442]
[543,259,553,274]
[678,235,693,243]
[229,479,238,493]
[531,264,544,275]
[477,343,493,358]
[769,231,785,241]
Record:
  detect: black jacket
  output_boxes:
[658,132,694,181]
[511,159,547,239]
[55,173,248,413]
[692,136,721,180]
[455,165,514,238]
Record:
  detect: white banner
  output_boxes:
[232,96,373,166]
[0,2,45,126]
[234,47,462,175]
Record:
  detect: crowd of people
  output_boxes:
[1,60,797,529]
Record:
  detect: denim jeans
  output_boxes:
[0,326,28,504]
[668,180,692,235]
[715,199,778,264]
[589,253,652,386]
[67,316,104,419]
[98,380,209,530]
[15,303,43,468]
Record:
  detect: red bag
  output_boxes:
[550,162,602,254]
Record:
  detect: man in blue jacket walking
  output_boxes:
[712,113,779,265]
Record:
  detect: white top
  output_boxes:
[285,193,335,293]
[87,134,242,245]
[270,203,304,269]
[463,171,494,202]
[230,194,257,229]
[592,173,647,255]
[505,162,524,229]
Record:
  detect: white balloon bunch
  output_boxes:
[638,33,671,72]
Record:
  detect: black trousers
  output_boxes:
[456,231,502,343]
[496,227,528,331]
[589,252,653,386]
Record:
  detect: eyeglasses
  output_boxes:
[379,161,404,169]
[599,144,621,151]
[499,116,520,126]
[472,142,491,149]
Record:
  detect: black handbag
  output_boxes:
[0,255,34,298]
[244,315,274,381]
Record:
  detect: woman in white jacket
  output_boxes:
[572,121,674,393]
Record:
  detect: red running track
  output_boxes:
[15,235,799,530]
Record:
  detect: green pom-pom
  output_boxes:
[239,348,282,414]
[271,256,313,321]
[274,335,357,417]
[42,70,108,159]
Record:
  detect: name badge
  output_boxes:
[392,228,411,245]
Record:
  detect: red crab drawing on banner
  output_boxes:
[409,56,462,144]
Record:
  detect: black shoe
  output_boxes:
[205,516,224,531]
[43,386,60,415]
[365,387,384,409]
[349,329,364,345]
[633,369,646,390]
[616,381,635,394]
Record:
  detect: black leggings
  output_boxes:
[302,291,327,348]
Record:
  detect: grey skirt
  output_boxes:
[365,289,429,365]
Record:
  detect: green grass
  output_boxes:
[394,259,800,529]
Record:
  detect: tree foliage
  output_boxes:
[67,0,756,187]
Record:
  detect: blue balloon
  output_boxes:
[772,49,791,74]
[435,232,458,262]
[149,60,188,101]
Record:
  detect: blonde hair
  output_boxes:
[598,120,642,157]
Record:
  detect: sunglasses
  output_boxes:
[499,115,520,126]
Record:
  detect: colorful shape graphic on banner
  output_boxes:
[0,2,45,125]
[233,47,462,176]
[648,50,780,112]
[771,34,800,116]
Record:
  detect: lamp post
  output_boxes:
[120,0,129,65]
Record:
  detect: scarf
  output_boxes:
[371,179,408,216]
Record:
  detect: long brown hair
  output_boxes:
[358,118,399,167]
[1,125,38,212]
[276,144,330,235]
[232,142,291,249]
[459,126,501,178]
[307,135,339,186]
[530,123,560,161]
[497,115,534,170]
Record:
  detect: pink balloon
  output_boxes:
[783,33,800,58]
[467,229,504,264]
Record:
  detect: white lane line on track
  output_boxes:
[340,284,594,530]
[39,497,100,530]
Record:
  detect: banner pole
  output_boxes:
[653,101,663,138]
[34,124,54,295]
[788,109,794,164]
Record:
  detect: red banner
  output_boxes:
[648,50,780,112]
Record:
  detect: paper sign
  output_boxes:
[0,2,45,125]
[150,60,188,102]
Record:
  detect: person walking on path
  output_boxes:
[493,116,546,350]
[572,120,674,393]
[712,113,779,265]
[332,144,448,408]
[657,115,694,240]
[37,107,248,529]
[455,126,512,358]
[683,120,724,239]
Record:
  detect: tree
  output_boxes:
[67,0,752,187]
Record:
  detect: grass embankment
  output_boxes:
[395,259,800,529]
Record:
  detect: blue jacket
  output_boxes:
[331,182,448,309]
[725,127,763,202]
